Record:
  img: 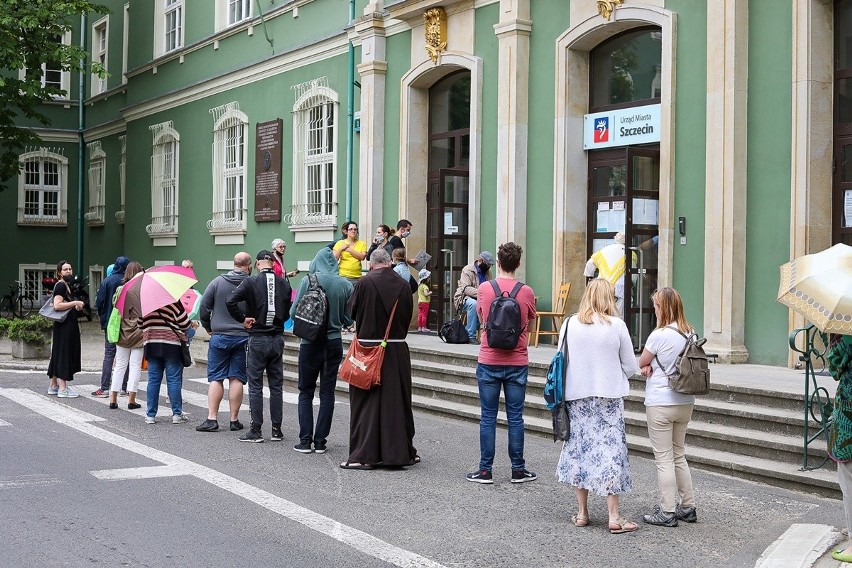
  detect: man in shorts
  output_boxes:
[196,252,252,432]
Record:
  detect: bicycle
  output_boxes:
[0,282,36,318]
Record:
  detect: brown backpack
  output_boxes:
[655,329,711,395]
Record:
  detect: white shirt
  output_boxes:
[558,315,639,401]
[643,324,696,407]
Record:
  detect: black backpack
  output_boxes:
[484,280,525,349]
[292,274,328,342]
[439,311,469,344]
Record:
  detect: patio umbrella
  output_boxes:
[179,288,203,320]
[115,265,198,317]
[777,243,852,334]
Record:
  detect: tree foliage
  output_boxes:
[0,0,108,186]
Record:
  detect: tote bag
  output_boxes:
[339,300,398,391]
[39,297,70,322]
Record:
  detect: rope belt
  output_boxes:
[356,338,406,343]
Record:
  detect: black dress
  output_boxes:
[46,281,81,381]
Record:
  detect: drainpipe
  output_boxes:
[77,14,87,272]
[345,0,355,222]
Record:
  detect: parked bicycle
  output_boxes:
[0,281,36,319]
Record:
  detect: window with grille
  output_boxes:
[209,102,248,236]
[148,122,179,237]
[18,149,68,225]
[116,135,126,223]
[92,18,108,95]
[291,78,338,229]
[164,0,183,53]
[22,267,53,302]
[85,142,106,225]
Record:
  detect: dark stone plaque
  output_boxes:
[254,119,283,222]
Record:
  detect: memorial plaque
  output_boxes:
[254,119,283,222]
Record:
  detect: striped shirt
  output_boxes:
[142,302,190,347]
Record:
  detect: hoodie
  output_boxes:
[289,248,354,342]
[95,255,130,329]
[199,269,250,336]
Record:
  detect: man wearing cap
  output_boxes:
[226,250,292,443]
[453,251,496,344]
[93,255,130,398]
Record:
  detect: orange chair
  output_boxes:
[530,283,572,347]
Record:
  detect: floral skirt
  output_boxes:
[555,397,632,496]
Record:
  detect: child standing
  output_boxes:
[417,269,433,334]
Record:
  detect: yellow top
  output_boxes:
[334,239,367,279]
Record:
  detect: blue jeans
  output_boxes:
[476,363,528,471]
[297,338,343,445]
[464,297,479,341]
[146,356,184,418]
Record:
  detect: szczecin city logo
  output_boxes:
[594,117,609,143]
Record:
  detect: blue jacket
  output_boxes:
[95,256,129,329]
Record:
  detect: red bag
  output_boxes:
[339,300,398,391]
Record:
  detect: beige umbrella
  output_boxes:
[777,243,852,334]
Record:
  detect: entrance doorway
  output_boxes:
[426,71,471,327]
[587,146,660,350]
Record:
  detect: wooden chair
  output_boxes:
[530,283,572,347]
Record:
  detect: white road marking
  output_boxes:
[188,377,341,406]
[0,387,446,568]
[755,523,842,567]
[137,381,249,413]
[0,418,10,426]
[0,474,64,488]
[0,389,106,423]
[91,465,189,480]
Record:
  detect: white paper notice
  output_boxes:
[444,212,453,233]
[598,202,611,211]
[846,190,852,228]
[633,198,659,226]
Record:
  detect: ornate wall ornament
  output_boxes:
[597,0,624,21]
[424,7,447,63]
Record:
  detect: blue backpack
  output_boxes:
[543,317,571,410]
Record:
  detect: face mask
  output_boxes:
[62,274,74,283]
[375,235,385,243]
[401,231,411,238]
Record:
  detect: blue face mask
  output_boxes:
[401,230,411,238]
[375,235,385,243]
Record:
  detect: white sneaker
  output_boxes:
[172,413,189,424]
[145,416,156,424]
[47,386,59,395]
[57,388,79,398]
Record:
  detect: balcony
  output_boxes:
[146,215,178,237]
[115,208,125,224]
[17,208,67,226]
[84,205,105,226]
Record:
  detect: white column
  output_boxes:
[493,0,531,272]
[355,5,387,233]
[703,0,749,362]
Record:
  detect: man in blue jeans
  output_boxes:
[452,251,495,344]
[196,252,252,433]
[466,242,537,484]
[289,248,353,454]
[226,250,291,443]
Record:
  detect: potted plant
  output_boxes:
[9,316,53,359]
[0,317,12,355]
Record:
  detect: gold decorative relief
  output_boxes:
[597,0,624,21]
[424,7,447,63]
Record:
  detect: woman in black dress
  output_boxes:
[46,260,84,398]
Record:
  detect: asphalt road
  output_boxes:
[0,367,846,568]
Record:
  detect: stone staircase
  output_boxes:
[280,337,840,499]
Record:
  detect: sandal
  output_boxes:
[609,517,638,534]
[571,513,589,527]
[339,461,375,470]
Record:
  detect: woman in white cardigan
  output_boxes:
[556,278,640,534]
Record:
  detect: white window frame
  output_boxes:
[91,16,109,96]
[20,264,55,304]
[18,31,72,99]
[88,265,104,306]
[154,0,184,58]
[122,4,129,84]
[17,148,68,226]
[291,78,339,235]
[84,141,106,225]
[216,0,252,30]
[148,121,180,241]
[116,135,126,223]
[208,102,248,242]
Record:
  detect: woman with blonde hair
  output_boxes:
[556,278,640,534]
[108,261,145,410]
[638,286,697,527]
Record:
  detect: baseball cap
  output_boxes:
[479,251,496,266]
[256,250,275,262]
[418,269,431,282]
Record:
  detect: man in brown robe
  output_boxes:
[340,249,418,469]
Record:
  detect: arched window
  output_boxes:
[590,27,662,111]
[17,149,69,225]
[85,141,106,225]
[148,121,180,237]
[209,101,248,236]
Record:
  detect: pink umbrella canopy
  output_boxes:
[115,265,198,317]
[180,288,203,320]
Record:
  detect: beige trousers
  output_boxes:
[646,404,696,512]
[838,461,852,540]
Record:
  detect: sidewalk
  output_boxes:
[0,319,836,399]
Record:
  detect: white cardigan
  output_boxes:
[557,314,639,401]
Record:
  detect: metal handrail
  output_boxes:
[789,324,832,471]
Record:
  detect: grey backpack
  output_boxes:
[656,329,710,395]
[292,274,328,342]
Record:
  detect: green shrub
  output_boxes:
[8,316,53,345]
[0,318,12,338]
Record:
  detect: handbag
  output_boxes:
[550,318,571,442]
[164,317,193,368]
[439,310,469,344]
[39,295,70,322]
[339,300,398,390]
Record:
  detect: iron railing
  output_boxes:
[789,324,832,471]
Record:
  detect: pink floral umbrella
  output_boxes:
[115,265,198,317]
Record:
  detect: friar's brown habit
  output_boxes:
[345,266,417,466]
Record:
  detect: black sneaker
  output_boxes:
[229,420,244,431]
[466,469,493,484]
[643,505,678,527]
[270,426,284,441]
[293,442,314,454]
[510,469,537,483]
[239,428,264,443]
[675,505,697,523]
[196,419,219,432]
[314,443,327,454]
